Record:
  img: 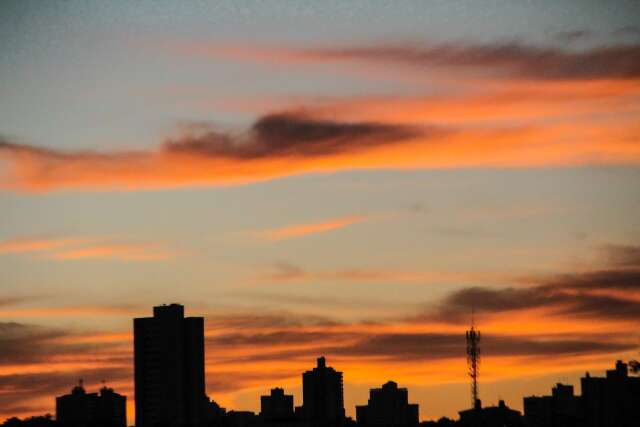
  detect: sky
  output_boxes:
[1,0,640,423]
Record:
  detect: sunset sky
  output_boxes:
[1,0,640,423]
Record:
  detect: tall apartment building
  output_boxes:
[297,357,345,427]
[134,304,206,427]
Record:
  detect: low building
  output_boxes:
[524,383,581,427]
[459,400,523,427]
[56,382,126,427]
[261,388,295,422]
[581,360,640,427]
[356,381,419,427]
[226,411,259,427]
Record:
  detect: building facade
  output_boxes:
[134,303,207,427]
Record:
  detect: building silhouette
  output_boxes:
[225,411,260,427]
[297,357,345,427]
[355,381,419,427]
[203,397,227,426]
[581,360,640,427]
[458,400,522,427]
[9,304,640,427]
[55,381,126,427]
[523,361,640,427]
[523,383,581,427]
[261,388,295,423]
[134,303,207,427]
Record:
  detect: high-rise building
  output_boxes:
[355,381,419,427]
[261,387,295,422]
[134,303,207,427]
[298,357,345,427]
[56,382,126,427]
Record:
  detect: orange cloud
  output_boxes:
[48,243,171,261]
[0,237,86,254]
[255,215,367,241]
[1,40,638,193]
[1,108,639,193]
[291,80,640,126]
[0,236,172,262]
[0,306,139,319]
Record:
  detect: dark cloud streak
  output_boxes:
[205,329,635,364]
[0,322,127,366]
[603,244,640,268]
[295,42,640,80]
[333,333,632,360]
[163,112,424,159]
[429,245,640,322]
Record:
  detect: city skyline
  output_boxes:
[3,303,639,426]
[2,0,640,424]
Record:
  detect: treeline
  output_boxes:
[0,415,58,427]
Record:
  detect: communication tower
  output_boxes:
[466,315,481,409]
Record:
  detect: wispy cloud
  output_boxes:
[203,40,640,81]
[0,237,86,255]
[259,262,510,285]
[2,80,640,193]
[0,305,140,319]
[48,243,171,261]
[0,321,130,368]
[286,79,640,126]
[254,215,367,241]
[0,236,172,262]
[423,244,640,323]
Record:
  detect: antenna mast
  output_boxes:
[466,311,481,409]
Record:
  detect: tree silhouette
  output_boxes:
[628,344,640,375]
[1,414,58,427]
